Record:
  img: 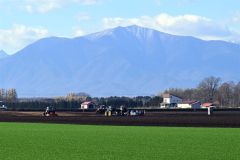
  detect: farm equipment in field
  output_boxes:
[104,106,119,116]
[43,106,58,117]
[104,106,128,116]
[0,105,7,110]
[128,109,145,116]
[96,105,107,114]
[97,105,145,117]
[0,101,7,110]
[104,106,114,117]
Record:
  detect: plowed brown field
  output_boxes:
[1,110,240,127]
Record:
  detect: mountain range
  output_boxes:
[0,50,9,59]
[0,25,240,97]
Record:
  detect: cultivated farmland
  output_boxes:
[0,123,239,160]
[1,110,240,127]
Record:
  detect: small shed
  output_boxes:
[80,101,96,109]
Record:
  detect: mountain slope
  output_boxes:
[0,50,9,59]
[0,25,240,97]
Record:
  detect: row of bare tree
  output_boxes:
[164,76,240,107]
[0,88,18,102]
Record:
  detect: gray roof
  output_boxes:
[162,93,182,99]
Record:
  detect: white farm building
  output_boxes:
[177,101,201,109]
[80,101,96,109]
[160,94,182,108]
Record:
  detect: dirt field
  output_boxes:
[1,110,240,127]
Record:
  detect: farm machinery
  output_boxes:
[103,106,128,116]
[43,106,58,117]
[128,109,145,116]
[0,101,7,110]
[96,105,145,117]
[96,105,107,114]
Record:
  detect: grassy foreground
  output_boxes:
[0,123,239,160]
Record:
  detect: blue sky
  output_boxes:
[1,0,240,54]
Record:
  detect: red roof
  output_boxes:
[81,101,94,105]
[201,103,213,107]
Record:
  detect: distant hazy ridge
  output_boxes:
[0,25,240,97]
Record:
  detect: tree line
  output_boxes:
[0,88,18,102]
[2,76,240,110]
[2,91,163,110]
[164,76,240,107]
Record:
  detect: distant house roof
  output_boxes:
[81,101,95,105]
[162,93,182,99]
[201,103,214,107]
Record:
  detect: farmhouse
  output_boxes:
[177,100,201,109]
[160,94,182,108]
[80,101,96,109]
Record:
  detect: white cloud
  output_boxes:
[103,13,239,42]
[19,0,100,13]
[0,24,49,54]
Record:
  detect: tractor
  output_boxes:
[43,106,58,117]
[96,105,107,114]
[104,106,128,116]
